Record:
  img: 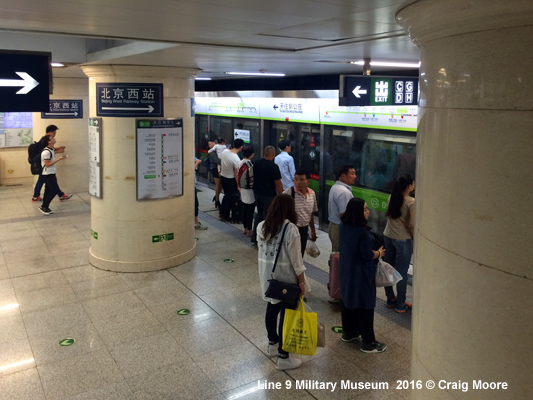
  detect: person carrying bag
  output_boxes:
[257,195,306,371]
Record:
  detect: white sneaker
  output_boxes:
[276,355,302,371]
[267,343,278,357]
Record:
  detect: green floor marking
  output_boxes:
[224,258,234,263]
[332,326,343,333]
[59,338,75,346]
[177,309,190,315]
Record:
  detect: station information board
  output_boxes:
[0,112,33,147]
[339,75,419,107]
[88,118,102,198]
[136,119,183,200]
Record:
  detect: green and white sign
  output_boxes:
[91,230,98,240]
[59,338,75,346]
[152,233,174,243]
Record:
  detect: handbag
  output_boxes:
[264,223,301,307]
[375,257,403,287]
[282,301,318,355]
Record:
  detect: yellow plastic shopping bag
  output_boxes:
[282,301,318,355]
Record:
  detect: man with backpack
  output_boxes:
[237,145,255,236]
[29,125,72,202]
[38,135,67,215]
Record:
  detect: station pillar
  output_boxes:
[81,65,199,272]
[396,1,533,398]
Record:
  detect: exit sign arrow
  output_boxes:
[352,85,367,98]
[0,72,40,94]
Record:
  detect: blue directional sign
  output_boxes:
[41,100,83,119]
[0,51,52,112]
[96,83,164,117]
[340,75,418,107]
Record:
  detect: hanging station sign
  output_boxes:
[96,83,164,117]
[339,75,419,107]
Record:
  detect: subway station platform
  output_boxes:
[0,183,412,400]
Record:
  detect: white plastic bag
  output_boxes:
[375,258,403,287]
[305,240,320,258]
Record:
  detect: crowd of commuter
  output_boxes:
[197,138,415,371]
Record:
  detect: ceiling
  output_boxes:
[0,0,419,81]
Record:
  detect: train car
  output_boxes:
[194,90,417,236]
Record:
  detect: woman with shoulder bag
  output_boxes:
[257,194,306,371]
[383,174,415,313]
[340,198,387,353]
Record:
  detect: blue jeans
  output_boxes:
[383,236,413,306]
[34,174,64,198]
[265,301,296,357]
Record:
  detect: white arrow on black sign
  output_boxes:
[0,72,40,94]
[352,86,367,98]
[102,105,155,113]
[43,112,79,117]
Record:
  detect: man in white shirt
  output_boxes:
[219,138,244,221]
[39,135,67,215]
[274,140,296,190]
[328,165,356,252]
[283,169,318,257]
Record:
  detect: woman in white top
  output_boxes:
[257,195,306,371]
[383,174,415,313]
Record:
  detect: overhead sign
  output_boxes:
[340,76,419,107]
[42,100,83,119]
[0,51,51,112]
[96,83,164,117]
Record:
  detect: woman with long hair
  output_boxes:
[339,198,387,353]
[383,174,415,313]
[257,194,306,371]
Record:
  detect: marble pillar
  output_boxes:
[396,1,533,398]
[81,65,199,272]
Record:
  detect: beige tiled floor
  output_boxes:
[0,184,412,399]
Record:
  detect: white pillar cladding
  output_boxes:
[81,65,199,272]
[397,1,533,399]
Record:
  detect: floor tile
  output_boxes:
[0,337,35,377]
[81,291,147,322]
[70,275,130,301]
[7,256,63,278]
[179,269,241,296]
[168,316,248,357]
[127,362,220,400]
[119,269,174,290]
[16,283,78,313]
[28,323,106,366]
[11,270,69,293]
[146,297,219,330]
[193,341,274,392]
[61,264,117,284]
[200,287,264,316]
[133,280,193,307]
[38,349,124,400]
[62,381,133,400]
[0,313,27,343]
[23,303,93,339]
[0,368,46,400]
[110,331,192,379]
[92,308,166,350]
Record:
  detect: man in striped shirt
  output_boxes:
[283,169,318,257]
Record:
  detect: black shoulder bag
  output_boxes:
[264,223,301,307]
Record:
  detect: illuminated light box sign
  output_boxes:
[339,75,419,107]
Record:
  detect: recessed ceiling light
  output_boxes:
[195,77,212,80]
[51,63,65,68]
[225,72,285,77]
[350,61,420,68]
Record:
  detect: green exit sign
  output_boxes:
[152,233,174,243]
[138,121,151,128]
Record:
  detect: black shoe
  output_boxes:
[360,341,387,353]
[39,206,53,215]
[341,332,361,342]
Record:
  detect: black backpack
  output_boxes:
[30,148,52,176]
[28,141,45,164]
